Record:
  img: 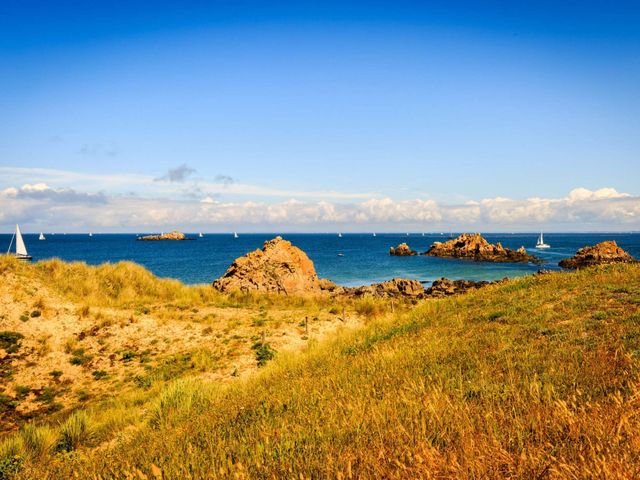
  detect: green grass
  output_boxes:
[2,261,640,479]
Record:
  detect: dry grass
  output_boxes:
[2,262,639,479]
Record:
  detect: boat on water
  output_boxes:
[337,253,345,257]
[199,232,204,238]
[7,225,32,260]
[536,231,550,249]
[234,232,239,238]
[373,233,376,237]
[39,232,45,240]
[338,232,342,238]
[89,232,93,237]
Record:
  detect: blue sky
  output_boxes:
[1,1,639,231]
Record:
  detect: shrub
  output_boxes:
[57,410,95,452]
[91,370,108,380]
[69,348,93,366]
[354,297,387,319]
[36,387,56,405]
[76,390,91,402]
[0,436,24,479]
[30,310,41,318]
[252,342,276,367]
[149,379,210,429]
[0,455,23,480]
[121,350,136,362]
[0,394,18,414]
[13,386,30,399]
[133,375,153,390]
[0,332,24,354]
[19,424,56,459]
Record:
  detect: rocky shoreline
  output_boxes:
[212,236,636,301]
[213,236,498,299]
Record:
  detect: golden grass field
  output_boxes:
[1,256,640,479]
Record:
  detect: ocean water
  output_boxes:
[2,233,639,287]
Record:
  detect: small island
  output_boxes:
[136,230,192,241]
[424,233,538,263]
[559,240,636,269]
[389,242,417,256]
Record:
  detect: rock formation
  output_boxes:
[424,233,537,263]
[345,278,426,298]
[137,231,190,241]
[212,236,501,299]
[559,241,636,269]
[425,278,492,297]
[389,243,418,256]
[212,237,322,294]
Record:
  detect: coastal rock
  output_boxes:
[212,236,322,294]
[559,241,636,269]
[389,243,417,256]
[424,233,537,263]
[425,278,491,297]
[137,231,189,241]
[346,278,426,298]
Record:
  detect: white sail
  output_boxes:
[15,225,28,256]
[234,232,238,238]
[39,232,45,240]
[199,232,203,238]
[536,230,550,249]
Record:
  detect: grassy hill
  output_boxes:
[1,258,640,479]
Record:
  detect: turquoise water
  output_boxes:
[2,233,639,286]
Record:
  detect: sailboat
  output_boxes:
[7,225,32,260]
[338,232,342,238]
[535,231,550,249]
[39,232,46,241]
[89,232,93,237]
[199,232,203,238]
[372,232,376,237]
[234,232,239,238]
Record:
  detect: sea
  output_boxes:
[2,233,639,287]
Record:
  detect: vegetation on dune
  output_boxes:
[1,262,638,479]
[0,255,338,311]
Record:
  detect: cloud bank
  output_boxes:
[1,182,638,232]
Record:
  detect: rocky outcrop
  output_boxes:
[212,236,503,299]
[425,278,492,297]
[137,231,190,241]
[424,233,538,263]
[559,241,636,269]
[389,243,417,256]
[345,278,426,298]
[212,237,322,294]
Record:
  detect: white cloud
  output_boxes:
[1,182,639,232]
[0,166,373,201]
